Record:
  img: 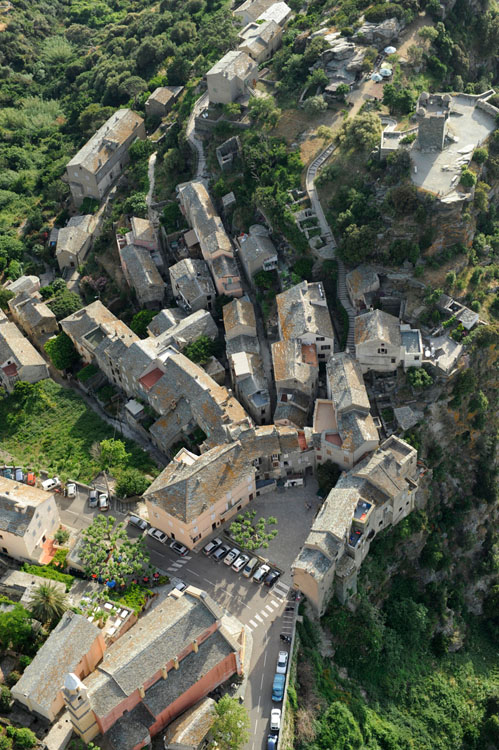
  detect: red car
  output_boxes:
[26,472,36,486]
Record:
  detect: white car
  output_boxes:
[128,515,148,531]
[232,554,249,573]
[148,527,168,544]
[276,651,288,675]
[41,476,60,492]
[98,493,109,511]
[253,563,270,583]
[66,482,77,498]
[270,708,281,733]
[224,548,240,566]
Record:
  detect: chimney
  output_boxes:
[173,656,179,670]
[193,639,199,653]
[138,685,145,698]
[161,666,168,679]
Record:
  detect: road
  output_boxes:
[186,90,209,179]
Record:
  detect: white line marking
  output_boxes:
[249,619,257,628]
[271,600,279,607]
[184,556,192,560]
[263,651,267,668]
[260,673,264,690]
[185,569,200,576]
[261,609,269,618]
[255,614,263,623]
[266,605,274,613]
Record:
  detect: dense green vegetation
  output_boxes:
[0,380,157,482]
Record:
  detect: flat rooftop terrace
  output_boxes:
[410,95,496,198]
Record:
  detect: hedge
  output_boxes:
[21,563,74,592]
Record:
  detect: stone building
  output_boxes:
[415,92,451,152]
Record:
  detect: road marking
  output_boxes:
[263,651,267,668]
[255,614,263,623]
[185,568,200,577]
[266,605,274,613]
[184,556,192,560]
[271,600,279,607]
[261,609,269,618]
[260,673,264,690]
[203,577,215,585]
[249,619,257,628]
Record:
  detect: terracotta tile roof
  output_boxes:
[139,368,164,390]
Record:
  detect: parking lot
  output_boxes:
[52,479,321,750]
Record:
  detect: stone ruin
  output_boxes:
[415,92,452,152]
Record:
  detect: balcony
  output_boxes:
[353,500,372,524]
[348,528,363,549]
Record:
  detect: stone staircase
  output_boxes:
[305,143,356,352]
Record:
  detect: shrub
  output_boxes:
[18,655,32,671]
[21,563,74,592]
[473,147,488,164]
[460,169,476,188]
[12,728,37,749]
[115,468,151,498]
[76,364,99,382]
[6,671,21,687]
[54,528,70,545]
[0,685,11,712]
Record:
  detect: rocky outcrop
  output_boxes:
[353,17,405,47]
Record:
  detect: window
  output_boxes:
[316,336,325,341]
[2,548,7,554]
[318,353,325,359]
[192,534,201,543]
[414,355,420,360]
[391,358,396,363]
[207,295,212,301]
[321,345,330,350]
[377,347,387,354]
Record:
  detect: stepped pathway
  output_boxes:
[186,90,209,179]
[305,142,356,351]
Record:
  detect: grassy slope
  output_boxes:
[0,380,157,482]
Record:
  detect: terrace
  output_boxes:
[348,527,363,549]
[353,499,372,523]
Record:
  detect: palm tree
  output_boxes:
[29,584,68,627]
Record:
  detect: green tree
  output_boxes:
[304,94,327,114]
[445,271,456,289]
[130,309,156,338]
[473,147,488,164]
[29,583,67,627]
[115,468,151,498]
[407,367,433,389]
[99,438,130,470]
[78,103,114,137]
[44,332,79,371]
[79,515,149,585]
[184,335,216,365]
[460,169,476,188]
[315,702,363,750]
[253,270,274,290]
[0,604,32,651]
[47,289,83,320]
[0,686,11,713]
[122,192,148,218]
[248,95,281,128]
[418,25,439,44]
[11,728,36,749]
[474,181,490,212]
[337,112,382,152]
[0,288,14,311]
[210,695,250,750]
[7,260,22,280]
[229,510,277,551]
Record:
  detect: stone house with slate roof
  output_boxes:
[206,50,258,104]
[0,477,60,563]
[292,436,419,614]
[169,258,216,313]
[276,281,335,362]
[65,109,145,206]
[63,589,242,749]
[12,612,105,721]
[313,353,379,471]
[8,292,58,347]
[354,310,423,373]
[345,266,380,311]
[0,311,49,392]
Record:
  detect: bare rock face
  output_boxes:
[353,17,405,47]
[346,49,368,72]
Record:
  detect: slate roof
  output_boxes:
[337,410,378,453]
[67,109,144,174]
[146,86,182,107]
[234,0,276,20]
[120,243,165,300]
[86,593,220,718]
[107,703,153,750]
[272,340,317,390]
[354,309,401,347]
[13,613,101,714]
[226,334,260,357]
[345,266,379,300]
[163,697,215,748]
[177,181,233,258]
[326,353,370,413]
[0,313,47,369]
[0,477,52,537]
[212,253,239,279]
[155,310,218,352]
[149,398,193,448]
[273,399,308,428]
[144,442,254,523]
[147,308,186,337]
[130,216,156,246]
[276,281,334,341]
[143,630,234,717]
[61,301,138,353]
[169,258,215,301]
[293,546,333,580]
[223,296,256,338]
[207,50,256,80]
[55,226,89,260]
[238,230,277,271]
[312,488,359,542]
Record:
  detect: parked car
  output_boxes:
[170,541,188,556]
[253,563,270,583]
[270,708,281,733]
[264,570,281,588]
[272,673,285,702]
[14,468,24,483]
[148,527,169,544]
[2,467,13,480]
[267,735,278,750]
[66,482,77,498]
[276,651,288,675]
[175,580,187,592]
[98,493,109,511]
[212,543,231,562]
[242,557,259,578]
[26,472,36,486]
[42,476,60,492]
[232,554,249,573]
[128,515,148,531]
[203,537,223,556]
[88,489,99,508]
[224,548,240,567]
